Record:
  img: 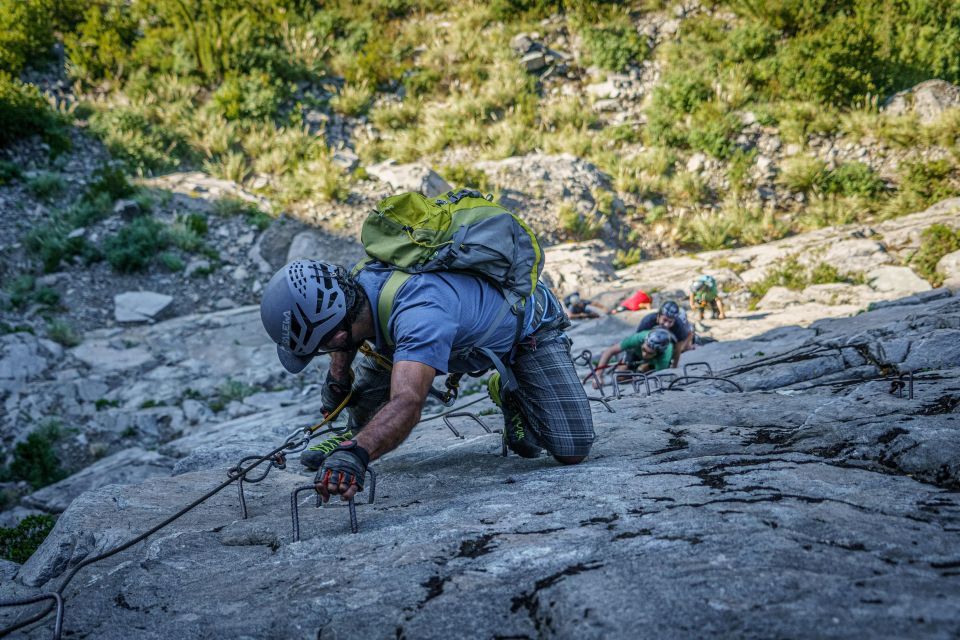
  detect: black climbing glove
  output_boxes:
[317,441,369,492]
[321,369,354,416]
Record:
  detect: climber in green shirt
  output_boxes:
[593,327,674,387]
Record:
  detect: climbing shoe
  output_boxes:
[300,430,355,471]
[487,372,541,458]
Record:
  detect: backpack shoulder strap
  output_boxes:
[377,271,412,347]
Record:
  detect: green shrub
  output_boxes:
[823,162,885,198]
[213,197,272,230]
[210,378,256,412]
[909,224,960,286]
[579,20,648,72]
[159,252,185,272]
[0,160,22,184]
[4,275,60,310]
[87,164,136,201]
[882,160,960,219]
[777,155,828,193]
[490,0,562,20]
[212,73,286,121]
[26,172,66,201]
[748,256,865,302]
[686,104,742,159]
[558,202,601,240]
[63,1,138,81]
[6,421,66,490]
[0,515,56,564]
[103,216,169,273]
[0,0,55,74]
[438,164,490,192]
[47,319,81,347]
[24,216,102,273]
[0,73,69,154]
[88,107,191,173]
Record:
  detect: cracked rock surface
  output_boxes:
[2,291,958,638]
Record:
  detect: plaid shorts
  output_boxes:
[503,328,596,458]
[347,331,595,459]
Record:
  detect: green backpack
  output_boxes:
[356,189,545,347]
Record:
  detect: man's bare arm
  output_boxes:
[328,349,357,381]
[354,360,435,460]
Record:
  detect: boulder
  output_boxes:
[818,239,891,273]
[802,283,875,306]
[114,291,174,323]
[0,334,49,382]
[756,286,804,310]
[520,52,548,72]
[21,447,175,514]
[866,266,932,295]
[331,149,359,172]
[510,33,535,54]
[541,240,617,297]
[112,199,142,219]
[937,249,960,289]
[882,79,960,124]
[367,160,452,197]
[285,230,366,268]
[70,340,154,372]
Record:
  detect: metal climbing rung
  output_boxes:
[442,412,493,438]
[587,396,615,413]
[889,371,914,400]
[667,375,743,392]
[574,349,606,396]
[290,467,377,539]
[683,362,713,377]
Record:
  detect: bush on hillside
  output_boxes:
[0,515,56,564]
[102,217,170,273]
[0,0,55,74]
[579,19,648,72]
[4,421,67,490]
[0,73,69,153]
[910,224,960,286]
[64,2,138,81]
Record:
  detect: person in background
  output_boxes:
[610,289,653,314]
[689,275,725,320]
[563,292,607,319]
[634,301,692,369]
[593,327,674,387]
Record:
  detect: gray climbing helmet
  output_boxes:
[644,328,672,354]
[690,278,705,292]
[260,260,348,373]
[659,300,680,320]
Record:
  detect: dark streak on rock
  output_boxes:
[457,533,497,558]
[510,562,605,631]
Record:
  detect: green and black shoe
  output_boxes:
[487,373,541,458]
[300,430,355,471]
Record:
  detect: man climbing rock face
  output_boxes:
[634,301,693,369]
[260,259,595,502]
[593,326,674,384]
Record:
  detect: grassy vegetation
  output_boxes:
[746,256,867,303]
[1,421,67,490]
[3,0,960,258]
[0,514,57,563]
[909,224,960,286]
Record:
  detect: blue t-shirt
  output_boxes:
[355,264,544,374]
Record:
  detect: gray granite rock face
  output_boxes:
[113,291,174,323]
[3,293,958,639]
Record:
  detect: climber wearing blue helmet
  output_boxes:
[592,326,674,388]
[634,300,694,368]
